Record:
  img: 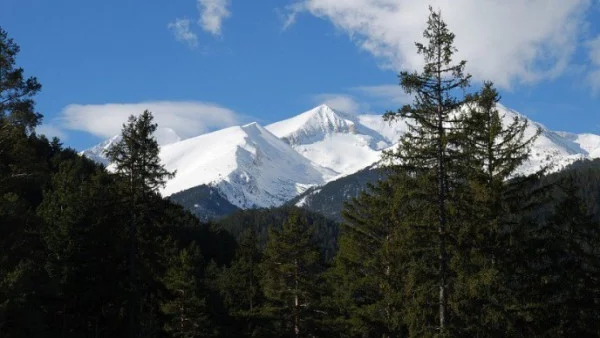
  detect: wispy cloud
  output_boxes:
[197,0,231,36]
[168,18,198,48]
[36,124,68,140]
[313,94,365,114]
[353,85,412,106]
[588,35,600,94]
[312,83,413,115]
[59,101,242,139]
[286,0,591,89]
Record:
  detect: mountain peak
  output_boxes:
[159,122,335,208]
[266,105,357,145]
[313,103,337,113]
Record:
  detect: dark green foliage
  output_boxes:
[0,30,238,336]
[217,206,339,261]
[447,81,541,336]
[106,110,177,337]
[504,174,600,337]
[535,180,600,336]
[382,7,473,335]
[259,210,323,337]
[37,159,129,337]
[105,110,175,195]
[162,245,215,337]
[0,27,42,133]
[0,27,51,337]
[213,228,266,336]
[327,176,407,337]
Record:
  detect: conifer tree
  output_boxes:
[451,81,539,335]
[328,176,407,337]
[106,110,175,337]
[522,179,600,336]
[0,27,42,133]
[259,210,321,337]
[217,227,264,335]
[37,158,129,336]
[0,27,47,337]
[383,7,471,335]
[162,245,214,338]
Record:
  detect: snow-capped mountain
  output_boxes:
[82,104,600,212]
[498,105,591,175]
[80,134,122,166]
[266,104,405,175]
[160,122,336,209]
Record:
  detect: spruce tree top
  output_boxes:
[106,110,175,195]
[0,27,42,133]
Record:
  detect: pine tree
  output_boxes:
[106,110,175,337]
[521,179,600,336]
[162,245,214,338]
[327,176,407,337]
[0,27,42,133]
[216,227,264,335]
[37,158,130,337]
[106,110,175,195]
[383,7,471,335]
[259,210,322,337]
[0,27,47,337]
[450,81,540,335]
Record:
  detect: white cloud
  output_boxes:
[313,84,412,115]
[197,0,230,35]
[168,18,198,48]
[36,124,67,140]
[588,36,600,94]
[59,101,242,139]
[353,85,412,106]
[313,94,365,114]
[287,0,591,88]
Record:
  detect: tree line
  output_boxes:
[2,7,600,337]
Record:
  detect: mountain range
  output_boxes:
[82,104,600,218]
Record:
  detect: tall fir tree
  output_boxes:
[106,110,175,337]
[216,227,265,336]
[0,27,42,133]
[451,81,540,335]
[162,245,214,338]
[521,178,600,336]
[0,27,47,337]
[259,210,322,337]
[327,175,407,337]
[37,158,130,337]
[383,7,471,335]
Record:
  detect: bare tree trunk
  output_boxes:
[436,24,448,333]
[129,168,139,337]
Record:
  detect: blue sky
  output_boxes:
[2,0,600,150]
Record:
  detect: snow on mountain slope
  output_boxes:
[82,103,599,214]
[155,127,183,146]
[79,135,121,166]
[266,105,399,175]
[80,128,182,166]
[555,131,600,159]
[496,105,588,175]
[160,122,336,209]
[266,104,358,145]
[357,114,408,144]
